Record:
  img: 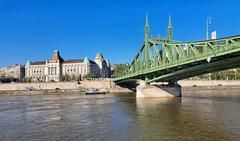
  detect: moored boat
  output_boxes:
[86,88,106,95]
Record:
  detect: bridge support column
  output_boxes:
[136,82,182,98]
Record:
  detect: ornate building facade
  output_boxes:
[25,50,111,82]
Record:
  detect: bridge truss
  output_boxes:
[114,16,240,84]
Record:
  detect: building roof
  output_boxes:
[62,59,97,64]
[51,50,64,62]
[26,60,32,66]
[52,55,64,62]
[63,59,84,64]
[25,50,111,68]
[28,59,97,65]
[96,52,103,59]
[31,61,46,65]
[89,60,96,64]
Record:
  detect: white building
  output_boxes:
[0,64,25,80]
[25,50,111,82]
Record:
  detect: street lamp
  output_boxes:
[206,15,212,80]
[206,16,212,40]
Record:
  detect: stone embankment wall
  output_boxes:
[0,80,115,91]
[179,80,240,90]
[179,80,240,87]
[1,80,239,92]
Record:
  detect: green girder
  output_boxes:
[113,16,240,83]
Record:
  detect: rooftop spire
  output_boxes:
[168,15,172,28]
[145,14,150,41]
[145,14,149,28]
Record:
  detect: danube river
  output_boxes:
[0,89,240,141]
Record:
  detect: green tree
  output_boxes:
[23,77,31,83]
[61,74,81,81]
[71,74,76,80]
[195,68,240,80]
[112,64,129,77]
[83,73,96,79]
[61,74,71,81]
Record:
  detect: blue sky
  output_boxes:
[0,0,239,66]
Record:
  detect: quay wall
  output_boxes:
[179,80,240,87]
[0,80,114,91]
[1,80,240,92]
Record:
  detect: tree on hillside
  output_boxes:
[112,64,129,77]
[195,68,240,80]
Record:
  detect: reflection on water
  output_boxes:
[0,90,240,141]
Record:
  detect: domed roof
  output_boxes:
[96,52,103,59]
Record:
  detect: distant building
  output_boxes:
[0,64,25,81]
[25,50,111,82]
[0,67,6,77]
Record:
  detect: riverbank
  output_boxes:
[0,80,113,91]
[0,80,240,96]
[179,80,240,90]
[0,80,132,95]
[179,80,240,87]
[0,89,86,96]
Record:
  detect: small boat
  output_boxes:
[86,88,106,95]
[25,87,34,91]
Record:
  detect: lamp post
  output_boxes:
[206,16,212,40]
[206,16,212,80]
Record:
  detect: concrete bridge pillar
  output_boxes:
[136,82,182,98]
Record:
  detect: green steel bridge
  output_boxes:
[114,16,240,84]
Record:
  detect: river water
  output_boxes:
[0,89,240,141]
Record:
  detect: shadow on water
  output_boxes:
[113,93,240,141]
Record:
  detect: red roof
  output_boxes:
[51,55,64,62]
[52,55,59,60]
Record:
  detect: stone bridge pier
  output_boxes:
[136,81,182,98]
